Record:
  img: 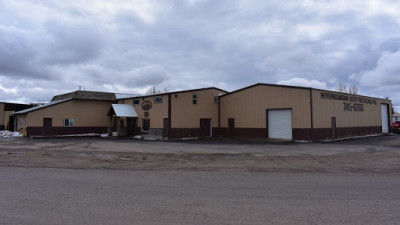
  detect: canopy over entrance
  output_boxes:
[108,104,138,117]
[107,104,138,136]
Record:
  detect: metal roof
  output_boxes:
[117,87,228,100]
[13,99,71,115]
[51,90,116,102]
[110,104,138,117]
[115,93,140,100]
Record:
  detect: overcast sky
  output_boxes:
[1,0,399,110]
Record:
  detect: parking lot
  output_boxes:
[1,134,400,173]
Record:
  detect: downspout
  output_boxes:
[310,88,314,140]
[218,96,221,137]
[168,93,172,139]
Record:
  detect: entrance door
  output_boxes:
[381,104,389,134]
[163,118,169,137]
[43,118,52,135]
[126,118,136,135]
[9,115,15,131]
[200,119,211,137]
[228,118,235,138]
[268,109,292,140]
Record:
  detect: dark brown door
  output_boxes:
[228,118,235,138]
[43,118,52,135]
[126,118,135,135]
[331,117,336,139]
[200,119,211,137]
[163,118,169,137]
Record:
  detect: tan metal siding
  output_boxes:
[220,85,311,128]
[171,89,225,128]
[15,115,27,134]
[0,103,4,126]
[132,96,168,129]
[27,100,112,127]
[118,99,134,105]
[312,90,392,128]
[4,111,14,129]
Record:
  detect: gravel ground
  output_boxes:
[1,134,399,173]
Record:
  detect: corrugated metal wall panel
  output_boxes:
[220,85,311,129]
[131,95,168,129]
[0,103,4,126]
[312,89,392,128]
[15,115,27,134]
[27,100,113,127]
[172,89,224,128]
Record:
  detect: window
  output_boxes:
[142,119,150,132]
[120,100,125,104]
[24,119,27,127]
[64,119,74,127]
[133,99,140,105]
[20,119,23,126]
[192,93,198,105]
[154,96,163,103]
[214,96,218,104]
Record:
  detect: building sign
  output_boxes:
[320,92,377,112]
[141,101,152,110]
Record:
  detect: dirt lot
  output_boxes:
[1,134,400,173]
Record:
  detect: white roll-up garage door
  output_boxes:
[381,104,389,134]
[268,109,292,140]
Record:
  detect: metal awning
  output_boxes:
[108,104,138,117]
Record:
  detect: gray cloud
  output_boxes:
[0,26,39,78]
[39,22,103,65]
[0,0,399,110]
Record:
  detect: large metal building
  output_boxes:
[13,83,392,140]
[0,102,33,131]
[14,91,116,136]
[219,84,392,140]
[117,87,227,139]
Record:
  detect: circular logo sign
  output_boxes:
[141,101,152,110]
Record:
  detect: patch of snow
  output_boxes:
[0,131,24,138]
[181,137,199,140]
[100,133,109,137]
[143,137,157,141]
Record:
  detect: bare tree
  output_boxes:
[145,86,170,95]
[348,84,358,95]
[145,85,162,95]
[337,82,347,93]
[336,82,358,95]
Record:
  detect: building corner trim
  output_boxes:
[168,93,172,139]
[218,96,221,137]
[310,89,315,140]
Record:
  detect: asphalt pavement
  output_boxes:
[1,167,400,225]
